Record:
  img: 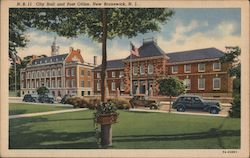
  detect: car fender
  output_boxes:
[204,105,220,111]
[149,103,159,109]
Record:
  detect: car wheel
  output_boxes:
[177,105,185,112]
[150,104,158,110]
[210,108,218,114]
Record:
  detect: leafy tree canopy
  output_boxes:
[158,77,185,97]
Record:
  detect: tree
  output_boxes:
[11,8,174,102]
[10,8,174,147]
[220,46,241,118]
[158,77,185,112]
[37,86,49,95]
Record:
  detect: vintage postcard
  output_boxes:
[0,0,249,157]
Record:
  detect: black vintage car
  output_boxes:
[23,94,39,102]
[129,95,160,109]
[60,94,74,104]
[172,95,221,114]
[38,94,55,103]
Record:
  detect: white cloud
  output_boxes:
[157,21,240,53]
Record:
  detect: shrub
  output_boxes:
[65,97,89,108]
[87,98,101,110]
[107,98,130,110]
[229,94,240,118]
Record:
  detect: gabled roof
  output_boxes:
[94,59,124,70]
[125,41,166,60]
[31,54,68,65]
[166,47,224,63]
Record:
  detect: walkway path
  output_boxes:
[9,108,87,119]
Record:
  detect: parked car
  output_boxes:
[129,95,159,109]
[38,94,54,103]
[23,94,39,102]
[60,94,74,104]
[172,95,221,114]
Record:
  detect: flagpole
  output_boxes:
[130,42,133,96]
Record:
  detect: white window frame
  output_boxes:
[81,69,84,77]
[120,80,124,91]
[97,81,100,91]
[112,71,116,78]
[97,72,100,78]
[184,64,191,73]
[119,71,124,77]
[81,81,84,87]
[58,80,61,88]
[183,78,191,90]
[111,81,116,91]
[172,66,178,74]
[213,77,221,90]
[67,69,70,77]
[133,66,138,75]
[213,62,221,71]
[198,78,205,90]
[198,63,205,72]
[140,64,145,75]
[71,68,75,76]
[72,79,76,87]
[47,70,50,77]
[148,64,154,75]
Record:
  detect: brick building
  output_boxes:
[20,39,95,97]
[93,39,233,98]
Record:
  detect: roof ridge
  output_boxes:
[166,47,219,54]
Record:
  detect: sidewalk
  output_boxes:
[9,108,87,119]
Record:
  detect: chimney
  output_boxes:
[94,56,97,66]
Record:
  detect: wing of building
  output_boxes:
[20,47,96,97]
[93,39,233,98]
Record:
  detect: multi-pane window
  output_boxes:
[67,69,70,77]
[52,69,56,77]
[198,78,205,90]
[97,81,100,91]
[42,71,45,77]
[52,80,55,88]
[133,66,138,75]
[172,66,178,74]
[47,70,50,77]
[27,81,30,88]
[97,72,100,78]
[198,63,205,72]
[81,69,84,76]
[111,81,116,91]
[183,79,191,90]
[112,71,116,78]
[58,68,61,76]
[119,71,124,77]
[47,80,50,87]
[71,68,75,76]
[72,79,76,87]
[184,65,191,73]
[81,81,84,87]
[148,64,154,74]
[88,81,91,87]
[213,77,221,90]
[140,64,145,75]
[87,70,90,76]
[67,80,71,87]
[120,80,124,91]
[213,62,221,71]
[58,80,61,88]
[36,81,39,88]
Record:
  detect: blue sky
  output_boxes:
[17,8,241,64]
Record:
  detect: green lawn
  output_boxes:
[9,110,240,149]
[9,103,73,115]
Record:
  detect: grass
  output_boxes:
[9,103,73,115]
[9,110,240,149]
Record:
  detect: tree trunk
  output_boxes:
[101,8,107,103]
[169,95,172,112]
[101,124,112,147]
